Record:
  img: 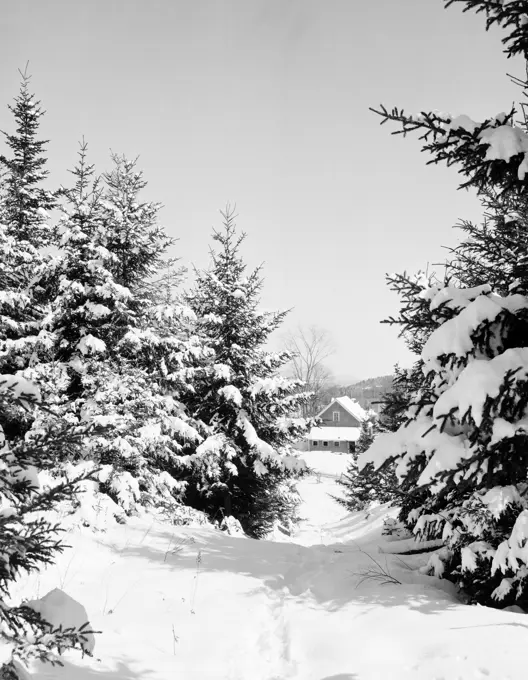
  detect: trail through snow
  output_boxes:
[15,451,528,679]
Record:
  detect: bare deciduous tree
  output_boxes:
[283,325,335,416]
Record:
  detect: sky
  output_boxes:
[0,0,523,382]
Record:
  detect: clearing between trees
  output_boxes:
[16,451,526,680]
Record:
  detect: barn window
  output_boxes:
[332,411,340,422]
[334,441,340,447]
[312,440,318,446]
[323,441,328,447]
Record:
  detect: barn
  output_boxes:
[302,396,367,453]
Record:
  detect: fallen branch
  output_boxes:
[378,537,445,555]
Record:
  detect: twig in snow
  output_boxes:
[106,579,141,615]
[138,522,154,545]
[172,624,179,654]
[56,550,77,589]
[190,550,202,614]
[354,547,402,587]
[102,584,110,615]
[164,534,188,562]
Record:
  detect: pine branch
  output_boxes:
[445,0,528,60]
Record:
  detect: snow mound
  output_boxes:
[220,515,246,536]
[10,453,528,679]
[25,588,95,654]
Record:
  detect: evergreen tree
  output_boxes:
[335,415,397,512]
[0,70,56,378]
[48,143,131,372]
[31,146,205,517]
[101,153,202,418]
[184,208,310,537]
[374,272,456,521]
[361,1,528,607]
[0,376,96,676]
[0,68,55,250]
[102,153,176,292]
[99,153,208,515]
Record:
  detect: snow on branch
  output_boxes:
[237,411,279,467]
[249,376,292,397]
[370,105,528,194]
[217,385,243,407]
[426,284,492,312]
[358,415,473,490]
[491,509,528,578]
[77,334,106,355]
[434,347,528,426]
[0,375,41,403]
[422,291,528,374]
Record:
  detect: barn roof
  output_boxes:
[317,396,368,423]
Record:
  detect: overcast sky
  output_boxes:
[0,0,523,381]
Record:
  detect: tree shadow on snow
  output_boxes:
[36,657,154,680]
[100,525,462,617]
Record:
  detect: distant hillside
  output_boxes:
[323,375,394,413]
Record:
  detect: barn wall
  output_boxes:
[309,439,354,453]
[319,402,361,428]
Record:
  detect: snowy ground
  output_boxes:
[14,451,528,679]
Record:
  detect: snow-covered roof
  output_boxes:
[317,396,367,423]
[306,426,361,442]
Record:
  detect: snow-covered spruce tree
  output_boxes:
[0,376,97,677]
[0,70,56,379]
[102,153,177,290]
[184,208,311,537]
[25,142,141,511]
[338,276,451,517]
[361,281,528,607]
[368,272,454,521]
[101,153,204,416]
[35,143,134,390]
[34,146,206,518]
[361,2,528,607]
[99,153,209,517]
[0,68,55,251]
[335,414,397,512]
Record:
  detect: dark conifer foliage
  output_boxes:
[335,415,397,512]
[447,190,528,295]
[185,208,310,537]
[0,78,100,671]
[0,378,98,675]
[445,0,528,60]
[102,154,175,292]
[0,71,57,378]
[0,68,55,250]
[378,365,418,432]
[37,146,207,515]
[360,1,528,607]
[370,2,528,197]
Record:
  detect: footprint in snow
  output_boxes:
[254,590,297,679]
